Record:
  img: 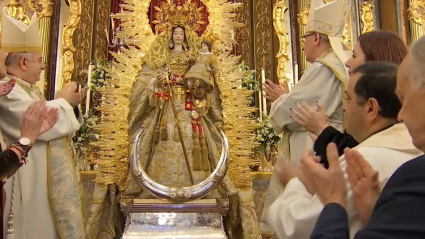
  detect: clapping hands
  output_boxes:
[290,101,330,136]
[345,148,381,225]
[20,100,59,143]
[0,79,16,96]
[263,80,289,102]
[55,82,88,107]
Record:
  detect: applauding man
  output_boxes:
[0,12,86,239]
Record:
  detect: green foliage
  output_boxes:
[239,61,260,92]
[253,114,281,153]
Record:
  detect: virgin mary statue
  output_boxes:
[123,25,246,238]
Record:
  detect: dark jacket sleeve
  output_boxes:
[0,149,22,179]
[310,203,350,239]
[314,126,359,169]
[354,155,425,239]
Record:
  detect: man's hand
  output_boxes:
[55,82,85,107]
[300,143,347,207]
[39,108,59,135]
[20,100,47,143]
[345,148,381,226]
[263,80,288,102]
[298,150,317,194]
[274,155,299,186]
[291,101,330,136]
[0,79,15,96]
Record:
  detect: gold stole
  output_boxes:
[14,78,86,238]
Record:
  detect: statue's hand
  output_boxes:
[215,121,224,130]
[156,74,166,85]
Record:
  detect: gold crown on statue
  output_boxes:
[152,0,207,35]
[1,9,42,53]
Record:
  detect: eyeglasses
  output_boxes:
[301,33,316,39]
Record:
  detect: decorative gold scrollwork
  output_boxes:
[361,0,375,33]
[408,0,425,25]
[7,0,31,25]
[273,0,290,86]
[25,0,54,18]
[297,4,310,26]
[62,0,82,85]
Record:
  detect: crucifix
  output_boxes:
[175,87,185,100]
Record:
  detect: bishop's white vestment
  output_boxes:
[267,123,422,239]
[260,49,348,234]
[0,76,85,239]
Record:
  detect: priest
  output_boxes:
[260,0,351,235]
[0,12,86,239]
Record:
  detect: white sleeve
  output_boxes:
[0,85,80,142]
[269,63,343,134]
[267,178,324,239]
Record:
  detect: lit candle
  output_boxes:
[85,63,93,116]
[294,63,299,84]
[261,68,267,115]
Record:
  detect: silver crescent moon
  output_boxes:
[130,128,230,202]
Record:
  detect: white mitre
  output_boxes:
[1,9,42,53]
[307,0,351,65]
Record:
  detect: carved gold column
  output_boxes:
[61,0,82,87]
[75,0,95,84]
[94,0,110,60]
[26,0,54,95]
[255,0,273,79]
[360,0,375,33]
[408,0,425,43]
[6,0,31,25]
[297,0,310,73]
[273,0,290,86]
[235,0,252,67]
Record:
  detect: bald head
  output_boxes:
[396,36,425,152]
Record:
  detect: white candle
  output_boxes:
[78,85,82,110]
[294,63,299,84]
[258,89,263,119]
[261,68,267,115]
[86,63,93,116]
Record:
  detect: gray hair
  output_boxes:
[319,33,330,45]
[410,36,425,89]
[5,53,30,67]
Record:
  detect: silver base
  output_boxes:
[121,199,228,239]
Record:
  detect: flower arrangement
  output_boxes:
[253,114,281,153]
[90,59,112,92]
[73,59,112,170]
[73,113,100,149]
[239,61,260,105]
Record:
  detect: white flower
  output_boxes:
[191,110,199,119]
[94,134,99,139]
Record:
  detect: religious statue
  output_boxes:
[185,41,218,90]
[88,1,260,238]
[124,25,242,234]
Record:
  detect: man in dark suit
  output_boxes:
[302,36,425,239]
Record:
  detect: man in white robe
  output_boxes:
[0,12,86,239]
[267,62,423,239]
[260,0,351,235]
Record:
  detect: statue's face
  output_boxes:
[193,86,206,98]
[173,27,185,45]
[201,43,209,53]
